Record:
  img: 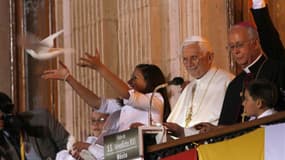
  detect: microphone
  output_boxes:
[152,77,184,91]
[170,77,184,85]
[148,77,184,126]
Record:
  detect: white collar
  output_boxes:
[194,67,218,84]
[257,108,276,119]
[249,108,276,121]
[243,54,262,73]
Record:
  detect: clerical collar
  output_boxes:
[243,54,262,73]
[195,67,217,83]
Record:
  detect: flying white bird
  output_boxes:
[23,30,72,60]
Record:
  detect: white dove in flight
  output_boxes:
[24,30,72,60]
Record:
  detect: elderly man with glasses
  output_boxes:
[196,0,285,133]
[56,111,109,160]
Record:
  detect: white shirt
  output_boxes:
[167,67,234,129]
[249,109,277,121]
[87,90,164,159]
[97,89,164,131]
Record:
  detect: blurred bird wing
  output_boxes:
[20,32,48,50]
[34,45,50,53]
[40,30,64,47]
[26,48,66,60]
[26,49,39,58]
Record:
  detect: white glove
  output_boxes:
[252,0,266,9]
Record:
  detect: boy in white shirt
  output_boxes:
[242,79,277,121]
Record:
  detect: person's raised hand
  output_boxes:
[41,61,70,81]
[78,48,103,70]
[251,0,266,9]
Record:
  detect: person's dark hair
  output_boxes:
[0,92,14,114]
[135,64,171,122]
[245,79,278,108]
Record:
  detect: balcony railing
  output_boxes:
[145,111,285,159]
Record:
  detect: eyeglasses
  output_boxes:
[226,39,253,51]
[91,117,106,124]
[182,55,200,63]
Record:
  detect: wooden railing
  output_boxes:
[145,111,285,159]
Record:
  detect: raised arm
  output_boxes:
[78,49,131,99]
[251,0,285,60]
[41,61,101,109]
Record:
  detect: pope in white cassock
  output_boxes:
[165,36,234,137]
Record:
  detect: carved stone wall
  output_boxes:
[1,0,284,141]
[55,0,231,140]
[13,0,283,140]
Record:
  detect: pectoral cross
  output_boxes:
[185,112,192,127]
[185,83,197,127]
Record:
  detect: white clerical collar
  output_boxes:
[195,67,217,83]
[257,108,276,119]
[243,54,262,73]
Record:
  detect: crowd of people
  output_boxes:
[1,0,284,159]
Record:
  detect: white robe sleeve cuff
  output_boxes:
[56,150,75,160]
[252,0,266,9]
[66,135,76,151]
[184,127,200,137]
[88,144,104,159]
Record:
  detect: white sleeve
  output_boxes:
[79,150,97,160]
[66,135,76,151]
[88,144,104,160]
[86,136,98,144]
[124,89,164,113]
[184,127,200,137]
[252,0,266,9]
[56,150,75,160]
[96,98,121,114]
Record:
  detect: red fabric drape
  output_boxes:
[161,148,198,160]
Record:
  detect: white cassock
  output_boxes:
[167,67,234,136]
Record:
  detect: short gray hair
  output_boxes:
[230,23,259,40]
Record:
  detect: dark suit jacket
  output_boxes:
[218,6,285,125]
[252,7,285,60]
[0,130,21,160]
[0,108,69,160]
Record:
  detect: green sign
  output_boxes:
[104,128,141,160]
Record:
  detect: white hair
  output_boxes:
[229,24,259,40]
[180,36,213,55]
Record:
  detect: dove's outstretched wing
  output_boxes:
[24,30,71,60]
[25,48,72,60]
[40,30,64,47]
